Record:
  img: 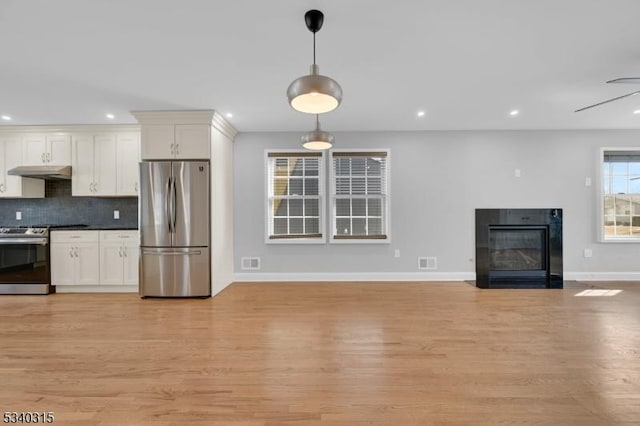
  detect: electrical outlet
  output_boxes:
[394,249,400,258]
[514,169,521,178]
[16,211,21,220]
[583,249,593,258]
[585,177,592,187]
[113,210,120,220]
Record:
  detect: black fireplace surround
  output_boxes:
[475,209,563,289]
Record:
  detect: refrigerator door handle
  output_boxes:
[142,249,203,256]
[172,175,177,231]
[165,176,173,233]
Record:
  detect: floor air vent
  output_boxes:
[241,257,261,270]
[418,257,437,270]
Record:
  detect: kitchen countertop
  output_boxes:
[50,226,138,231]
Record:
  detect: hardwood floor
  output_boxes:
[1,281,639,425]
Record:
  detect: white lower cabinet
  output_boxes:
[51,230,139,290]
[51,231,100,285]
[99,231,139,285]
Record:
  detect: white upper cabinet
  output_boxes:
[72,134,117,196]
[72,131,140,197]
[22,134,71,166]
[0,137,44,198]
[174,124,210,159]
[116,133,140,195]
[140,124,209,159]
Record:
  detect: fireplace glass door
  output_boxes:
[489,226,548,278]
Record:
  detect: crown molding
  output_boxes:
[211,111,238,140]
[130,109,238,140]
[0,124,140,134]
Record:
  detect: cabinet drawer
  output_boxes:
[99,230,139,242]
[51,230,100,243]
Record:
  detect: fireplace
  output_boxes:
[475,209,563,288]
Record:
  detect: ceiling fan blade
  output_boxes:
[575,91,640,112]
[607,78,640,84]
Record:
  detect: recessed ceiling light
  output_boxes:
[417,111,425,117]
[226,113,233,118]
[634,110,640,115]
[509,110,519,116]
[106,113,115,119]
[1,115,11,121]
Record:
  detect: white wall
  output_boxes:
[234,129,640,281]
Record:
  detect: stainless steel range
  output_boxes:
[0,226,52,294]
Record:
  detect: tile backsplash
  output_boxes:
[0,180,138,228]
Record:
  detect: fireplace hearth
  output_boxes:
[475,209,563,289]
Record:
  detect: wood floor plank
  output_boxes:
[0,281,639,425]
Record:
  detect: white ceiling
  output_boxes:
[2,0,640,132]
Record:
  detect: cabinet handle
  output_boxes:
[74,247,79,258]
[174,143,179,155]
[0,183,5,192]
[41,153,45,163]
[134,182,138,193]
[123,247,127,257]
[47,152,51,162]
[69,248,74,258]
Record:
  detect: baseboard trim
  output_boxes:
[234,272,640,283]
[233,272,476,282]
[55,285,138,293]
[565,272,640,281]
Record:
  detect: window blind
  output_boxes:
[331,151,389,240]
[266,152,323,240]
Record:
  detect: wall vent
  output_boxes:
[418,256,437,270]
[241,257,261,270]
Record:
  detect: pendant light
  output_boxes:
[287,10,343,114]
[302,115,334,150]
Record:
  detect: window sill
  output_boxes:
[265,237,326,245]
[600,238,640,244]
[330,237,391,245]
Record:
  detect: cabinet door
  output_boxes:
[100,242,124,285]
[175,124,210,159]
[75,242,100,285]
[2,138,22,196]
[116,133,140,195]
[122,242,139,285]
[72,135,95,196]
[22,135,47,166]
[141,125,174,159]
[1,138,44,198]
[51,243,75,285]
[46,135,71,165]
[0,140,6,193]
[93,134,117,195]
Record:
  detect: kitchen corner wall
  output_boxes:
[234,129,640,281]
[0,180,138,228]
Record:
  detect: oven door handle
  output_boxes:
[0,238,48,245]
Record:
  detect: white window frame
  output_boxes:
[598,147,640,243]
[264,150,326,244]
[329,149,391,244]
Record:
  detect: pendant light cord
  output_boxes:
[313,32,316,65]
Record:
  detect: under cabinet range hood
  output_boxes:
[8,165,72,180]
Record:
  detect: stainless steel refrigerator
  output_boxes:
[139,161,211,297]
